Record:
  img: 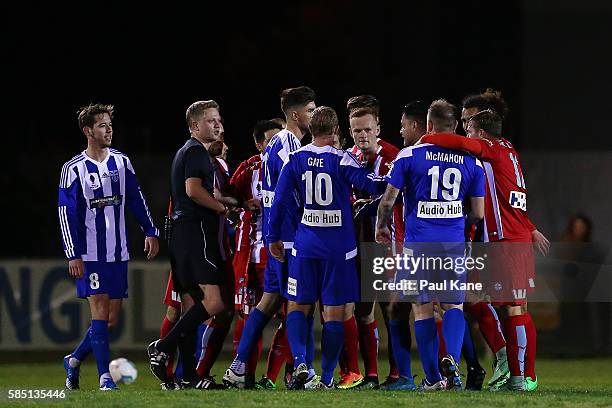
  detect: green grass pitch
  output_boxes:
[1,357,612,407]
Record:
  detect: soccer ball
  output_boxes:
[109,358,138,384]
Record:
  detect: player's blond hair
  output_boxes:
[186,100,219,130]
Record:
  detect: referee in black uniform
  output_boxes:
[148,100,228,389]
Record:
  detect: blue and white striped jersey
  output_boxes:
[268,144,386,259]
[261,129,302,248]
[57,148,159,262]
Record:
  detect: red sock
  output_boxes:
[265,323,292,382]
[160,316,176,379]
[465,302,506,353]
[436,319,447,359]
[523,312,537,379]
[503,315,528,377]
[358,320,378,377]
[233,317,245,356]
[342,316,361,375]
[196,318,231,378]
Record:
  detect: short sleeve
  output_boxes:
[468,159,486,197]
[184,146,213,180]
[386,156,410,190]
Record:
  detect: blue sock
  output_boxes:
[462,319,479,368]
[306,315,315,370]
[442,308,464,363]
[236,308,270,362]
[414,317,441,383]
[389,319,413,379]
[286,311,308,367]
[321,321,344,386]
[72,326,92,361]
[90,320,110,378]
[195,323,207,363]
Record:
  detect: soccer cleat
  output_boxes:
[255,376,277,390]
[337,372,364,389]
[316,379,336,390]
[419,378,448,392]
[99,373,119,391]
[380,375,400,388]
[465,365,486,391]
[223,358,246,389]
[147,340,170,383]
[355,376,379,390]
[303,373,320,390]
[440,354,462,390]
[292,363,310,387]
[525,376,538,391]
[487,355,510,389]
[63,355,80,390]
[380,375,417,391]
[160,381,179,391]
[181,376,227,390]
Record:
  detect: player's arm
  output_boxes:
[183,146,226,214]
[375,184,400,245]
[341,152,387,196]
[422,133,499,161]
[466,161,486,226]
[58,164,86,278]
[124,157,160,260]
[267,159,297,262]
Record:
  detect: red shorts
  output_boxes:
[163,271,181,310]
[486,240,535,306]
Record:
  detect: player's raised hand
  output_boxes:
[68,258,84,279]
[532,229,550,256]
[352,198,372,214]
[375,226,391,245]
[144,236,159,260]
[269,240,285,262]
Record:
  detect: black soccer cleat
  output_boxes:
[147,340,170,383]
[465,365,486,391]
[181,376,227,390]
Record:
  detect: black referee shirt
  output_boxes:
[170,137,216,222]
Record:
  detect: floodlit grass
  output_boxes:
[1,357,611,407]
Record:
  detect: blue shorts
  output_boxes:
[77,261,128,299]
[263,252,291,295]
[286,256,359,306]
[395,243,466,304]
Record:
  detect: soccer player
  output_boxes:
[421,106,549,391]
[228,119,281,388]
[376,99,485,391]
[224,87,317,388]
[337,96,408,390]
[148,100,229,390]
[268,106,387,389]
[59,103,160,391]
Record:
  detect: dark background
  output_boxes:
[3,0,612,257]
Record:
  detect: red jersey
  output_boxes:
[421,133,536,242]
[229,154,267,265]
[350,138,404,252]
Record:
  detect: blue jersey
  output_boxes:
[387,143,485,243]
[58,149,159,262]
[268,144,386,259]
[261,129,302,248]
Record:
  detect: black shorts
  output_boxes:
[170,218,223,293]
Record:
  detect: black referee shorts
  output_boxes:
[170,218,223,294]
